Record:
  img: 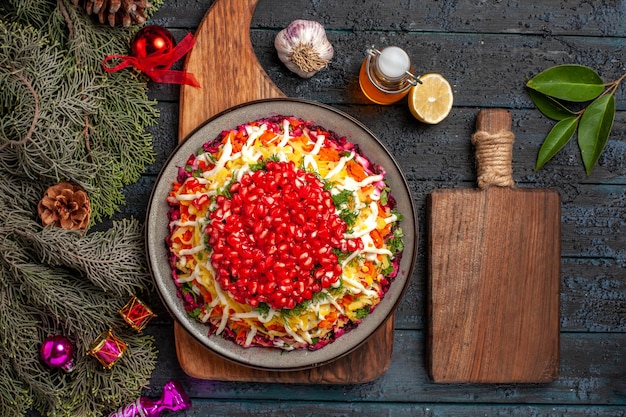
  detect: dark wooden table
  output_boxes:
[124,0,626,415]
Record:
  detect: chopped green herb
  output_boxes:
[381,263,394,276]
[387,226,405,253]
[254,302,271,318]
[380,187,389,205]
[391,209,404,222]
[283,301,311,317]
[249,160,265,171]
[331,189,353,207]
[217,177,236,197]
[188,308,202,319]
[339,209,358,228]
[355,305,370,319]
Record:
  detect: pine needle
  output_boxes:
[0,0,164,415]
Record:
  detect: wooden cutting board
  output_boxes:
[427,109,561,383]
[174,0,394,383]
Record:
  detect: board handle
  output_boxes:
[471,109,515,189]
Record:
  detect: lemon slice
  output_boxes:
[408,73,453,124]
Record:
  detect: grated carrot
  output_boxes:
[317,147,340,162]
[370,229,384,248]
[346,160,368,181]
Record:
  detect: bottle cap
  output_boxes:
[376,46,411,79]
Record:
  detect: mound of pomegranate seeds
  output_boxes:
[206,161,361,310]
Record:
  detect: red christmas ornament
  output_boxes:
[131,25,175,59]
[40,335,75,372]
[102,25,200,88]
[119,295,156,332]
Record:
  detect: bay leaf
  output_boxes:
[535,116,579,171]
[527,64,604,102]
[578,94,616,175]
[528,88,576,120]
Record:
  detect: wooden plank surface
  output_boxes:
[177,0,283,139]
[174,319,394,383]
[138,0,625,412]
[428,187,561,382]
[174,0,395,383]
[147,328,626,405]
[151,402,626,416]
[157,0,626,37]
[427,110,561,383]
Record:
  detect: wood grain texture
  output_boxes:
[174,0,394,383]
[177,0,283,140]
[427,110,561,383]
[157,0,626,37]
[117,105,624,334]
[428,187,561,382]
[155,402,626,417]
[149,328,626,405]
[174,318,393,383]
[138,0,626,412]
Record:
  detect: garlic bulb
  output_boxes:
[274,20,334,78]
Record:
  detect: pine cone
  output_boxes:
[38,182,91,231]
[72,0,152,28]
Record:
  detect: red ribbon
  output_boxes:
[102,33,201,88]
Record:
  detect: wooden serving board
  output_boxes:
[175,0,394,383]
[427,109,561,383]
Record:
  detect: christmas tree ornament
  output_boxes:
[39,335,75,372]
[106,380,192,417]
[88,328,128,368]
[119,295,156,332]
[71,0,152,28]
[37,182,91,231]
[130,25,175,58]
[103,25,201,87]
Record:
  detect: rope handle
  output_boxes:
[471,109,515,189]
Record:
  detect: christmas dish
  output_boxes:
[166,115,404,351]
[147,98,416,370]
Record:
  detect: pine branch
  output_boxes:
[1,238,158,417]
[0,290,62,415]
[1,240,110,340]
[0,1,164,415]
[0,20,99,191]
[0,0,56,28]
[0,3,157,222]
[0,69,38,152]
[0,355,32,417]
[17,218,152,297]
[67,330,157,416]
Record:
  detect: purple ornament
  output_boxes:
[106,380,192,417]
[39,335,75,372]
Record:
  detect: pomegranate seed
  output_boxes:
[206,161,348,310]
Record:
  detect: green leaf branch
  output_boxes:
[526,64,624,175]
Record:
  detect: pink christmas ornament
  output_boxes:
[39,335,75,372]
[87,328,127,369]
[106,380,192,417]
